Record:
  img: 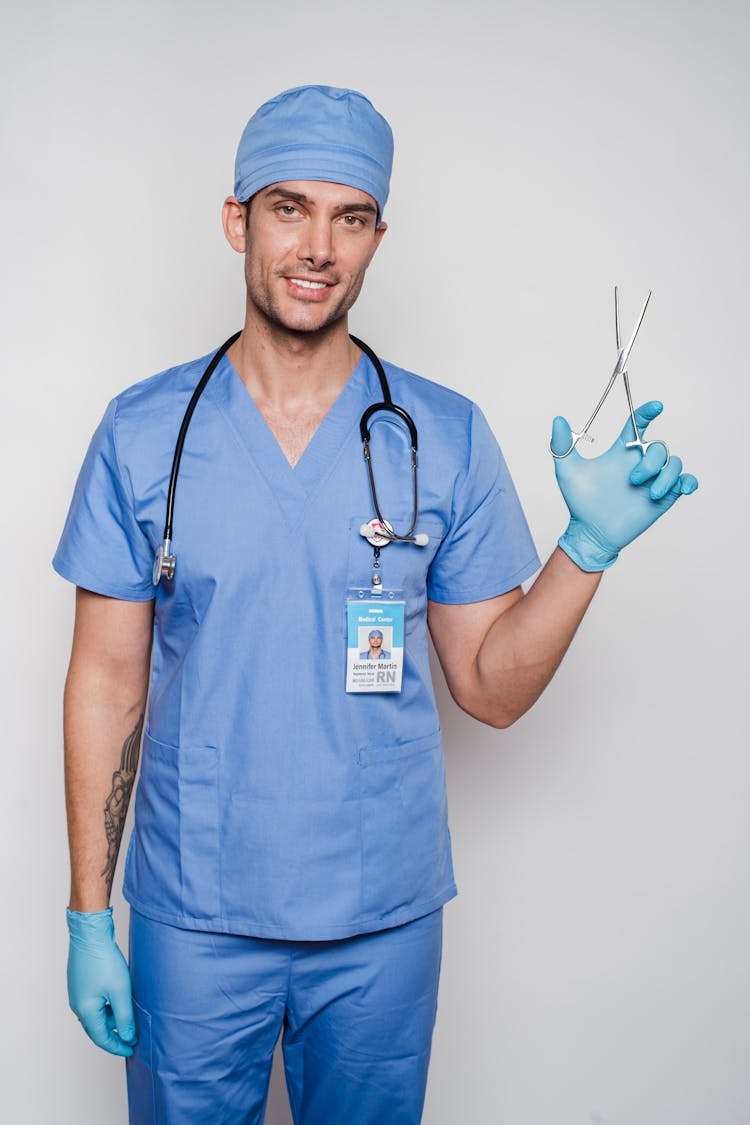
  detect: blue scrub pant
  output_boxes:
[126,907,443,1124]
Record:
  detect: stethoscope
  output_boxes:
[153,332,428,586]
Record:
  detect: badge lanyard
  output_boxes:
[345,516,406,695]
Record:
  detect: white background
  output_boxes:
[2,1,747,1122]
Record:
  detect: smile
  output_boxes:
[288,278,329,290]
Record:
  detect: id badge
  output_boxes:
[346,589,405,693]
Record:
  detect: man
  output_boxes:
[55,86,697,1124]
[360,629,391,660]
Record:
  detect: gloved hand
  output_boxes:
[552,400,698,572]
[67,907,137,1056]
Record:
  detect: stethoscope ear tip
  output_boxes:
[413,533,429,546]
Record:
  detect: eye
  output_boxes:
[277,204,300,217]
[341,214,364,227]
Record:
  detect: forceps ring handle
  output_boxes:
[625,437,670,469]
[550,364,621,460]
[622,369,670,469]
[550,430,594,459]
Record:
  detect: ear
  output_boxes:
[222,196,248,253]
[368,220,388,262]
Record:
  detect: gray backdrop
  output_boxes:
[2,0,747,1122]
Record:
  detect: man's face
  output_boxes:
[241,180,387,334]
[369,633,383,651]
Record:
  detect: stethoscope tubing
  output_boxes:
[156,331,421,583]
[351,335,418,450]
[162,331,241,542]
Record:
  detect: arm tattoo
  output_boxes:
[100,713,144,896]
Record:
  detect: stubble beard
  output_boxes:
[245,262,366,337]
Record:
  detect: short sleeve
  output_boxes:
[427,404,540,604]
[52,399,155,600]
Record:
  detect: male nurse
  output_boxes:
[360,629,391,660]
[55,85,697,1124]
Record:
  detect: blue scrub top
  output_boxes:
[54,348,540,940]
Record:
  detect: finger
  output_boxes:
[550,415,579,459]
[109,985,137,1047]
[659,472,699,501]
[78,1001,135,1057]
[649,456,682,499]
[618,400,663,444]
[629,441,669,485]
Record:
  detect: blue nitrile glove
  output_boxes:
[67,907,136,1057]
[552,401,698,572]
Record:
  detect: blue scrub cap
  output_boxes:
[234,85,394,217]
[368,629,384,639]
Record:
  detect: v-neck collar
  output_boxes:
[207,349,376,530]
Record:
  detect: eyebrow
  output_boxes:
[263,187,377,216]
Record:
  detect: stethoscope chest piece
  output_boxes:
[153,540,176,585]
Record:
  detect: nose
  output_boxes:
[298,216,335,269]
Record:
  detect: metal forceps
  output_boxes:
[551,288,670,467]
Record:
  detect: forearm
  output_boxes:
[472,547,601,726]
[64,590,153,912]
[65,666,146,912]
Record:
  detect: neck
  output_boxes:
[228,307,360,410]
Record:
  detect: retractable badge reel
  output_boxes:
[345,519,406,694]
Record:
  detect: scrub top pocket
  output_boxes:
[124,733,221,922]
[358,729,453,922]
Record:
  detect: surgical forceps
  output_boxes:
[551,288,670,467]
